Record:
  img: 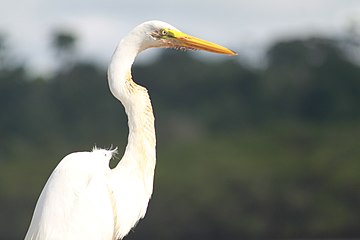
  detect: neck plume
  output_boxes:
[108,30,156,239]
[106,25,158,239]
[108,33,156,195]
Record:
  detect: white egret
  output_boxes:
[24,20,236,240]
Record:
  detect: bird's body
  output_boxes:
[25,20,235,240]
[25,149,116,239]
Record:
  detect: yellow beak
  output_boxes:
[169,29,237,56]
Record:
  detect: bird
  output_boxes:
[24,20,236,240]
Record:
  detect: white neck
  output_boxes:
[104,21,184,239]
[107,32,156,194]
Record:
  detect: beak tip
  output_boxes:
[230,50,237,56]
[223,49,237,56]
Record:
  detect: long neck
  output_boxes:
[108,35,156,194]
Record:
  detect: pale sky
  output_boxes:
[1,0,360,73]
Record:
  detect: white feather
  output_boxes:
[25,150,115,240]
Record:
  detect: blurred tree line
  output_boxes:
[0,30,360,239]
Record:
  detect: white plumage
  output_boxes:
[25,20,235,240]
[25,149,116,239]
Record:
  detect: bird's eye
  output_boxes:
[161,29,167,36]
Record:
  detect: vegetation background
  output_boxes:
[0,25,360,239]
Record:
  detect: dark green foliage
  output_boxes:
[1,35,360,239]
[264,38,360,121]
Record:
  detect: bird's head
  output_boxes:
[134,20,237,55]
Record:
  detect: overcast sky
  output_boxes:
[1,0,360,73]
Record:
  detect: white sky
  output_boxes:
[1,0,360,73]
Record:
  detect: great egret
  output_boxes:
[25,20,236,240]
